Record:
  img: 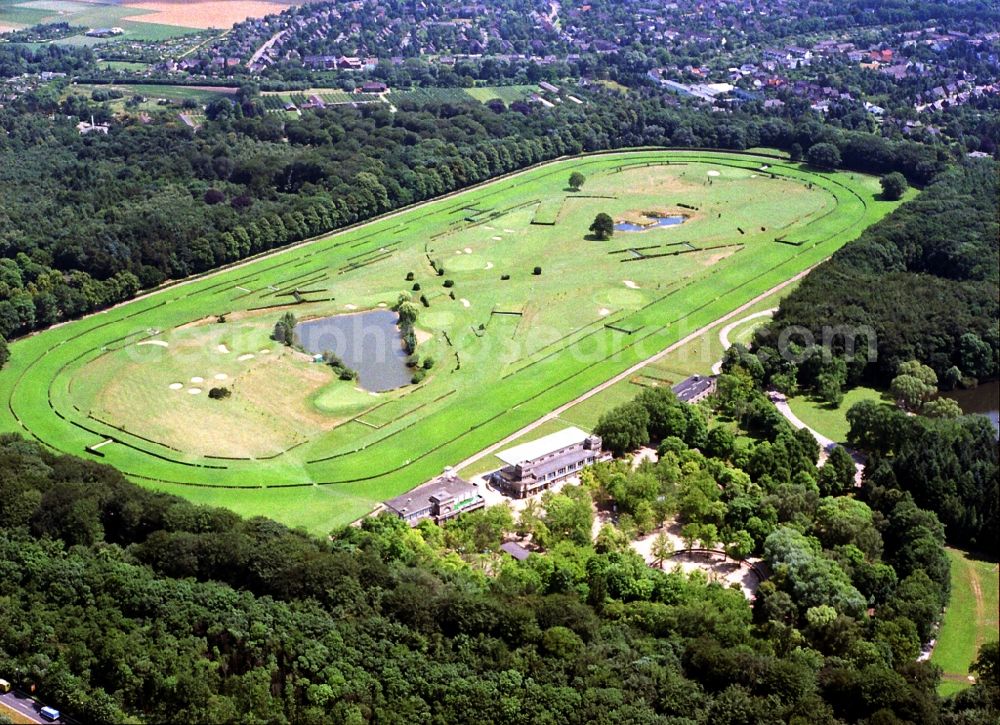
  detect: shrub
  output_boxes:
[533,266,542,275]
[419,294,429,307]
[405,271,415,281]
[423,357,435,369]
[880,172,908,201]
[203,189,226,205]
[216,315,226,324]
[411,368,427,384]
[412,282,421,291]
[208,387,231,400]
[443,279,454,288]
[501,274,510,281]
[806,142,841,169]
[271,311,297,346]
[589,213,614,240]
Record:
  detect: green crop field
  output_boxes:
[0,150,905,534]
[933,548,999,696]
[0,0,199,40]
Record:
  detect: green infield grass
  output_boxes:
[0,150,906,533]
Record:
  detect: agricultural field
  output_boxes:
[0,150,904,534]
[932,548,999,696]
[0,0,297,41]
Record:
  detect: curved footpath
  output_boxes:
[711,308,778,374]
[768,390,866,483]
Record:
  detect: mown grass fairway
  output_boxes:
[0,151,903,533]
[933,548,999,696]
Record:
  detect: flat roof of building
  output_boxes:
[671,374,716,402]
[383,473,476,515]
[496,426,591,466]
[500,541,532,561]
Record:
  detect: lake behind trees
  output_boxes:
[295,310,411,392]
[943,380,1000,435]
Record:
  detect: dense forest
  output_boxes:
[754,159,999,388]
[0,389,997,724]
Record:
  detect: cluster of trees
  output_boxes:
[753,159,998,389]
[847,399,998,555]
[3,429,995,724]
[594,387,708,455]
[271,310,297,346]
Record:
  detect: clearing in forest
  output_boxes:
[0,150,903,532]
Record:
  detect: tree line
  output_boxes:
[0,86,950,349]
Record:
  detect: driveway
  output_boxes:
[768,390,866,484]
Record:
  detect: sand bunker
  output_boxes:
[187,388,202,395]
[214,373,228,381]
[190,376,204,384]
[237,353,255,361]
[460,298,471,308]
[707,170,721,177]
[168,383,184,390]
[344,304,357,310]
[377,302,387,308]
[137,340,169,348]
[485,262,494,270]
[598,308,611,316]
[504,229,516,233]
[464,247,473,254]
[623,280,640,289]
[217,344,230,353]
[455,250,463,255]
[491,236,502,241]
[484,225,495,230]
[258,349,270,354]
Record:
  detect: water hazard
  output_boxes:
[295,310,412,392]
[614,214,687,232]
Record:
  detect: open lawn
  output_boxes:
[0,150,904,534]
[786,386,889,443]
[933,548,999,696]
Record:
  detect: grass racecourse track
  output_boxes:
[0,150,904,533]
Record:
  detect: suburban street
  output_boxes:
[0,689,59,724]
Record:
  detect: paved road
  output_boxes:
[453,267,818,473]
[0,689,66,724]
[768,390,866,483]
[711,307,778,374]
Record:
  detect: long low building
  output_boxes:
[490,427,604,498]
[672,374,717,403]
[383,472,485,525]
